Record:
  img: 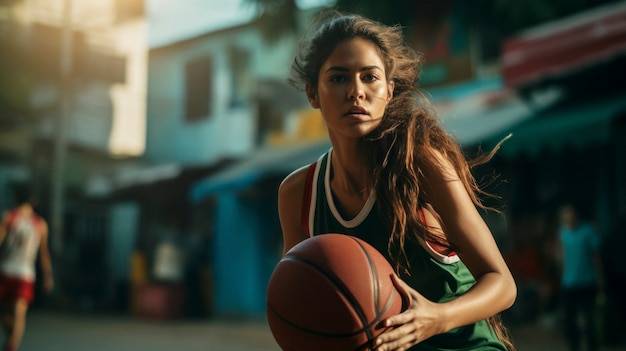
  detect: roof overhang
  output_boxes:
[502,2,626,89]
[190,140,331,201]
[486,93,626,157]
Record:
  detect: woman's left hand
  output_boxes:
[374,275,446,351]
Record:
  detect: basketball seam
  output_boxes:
[268,237,400,349]
[275,254,371,336]
[266,303,368,338]
[351,237,384,347]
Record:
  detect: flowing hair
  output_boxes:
[288,10,514,351]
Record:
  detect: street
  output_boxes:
[16,310,625,351]
[21,311,279,351]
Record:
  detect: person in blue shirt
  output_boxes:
[557,204,604,351]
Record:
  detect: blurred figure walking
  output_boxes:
[557,204,604,351]
[0,187,54,351]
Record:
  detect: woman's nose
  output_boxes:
[347,80,365,101]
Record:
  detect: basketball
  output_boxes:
[266,233,409,351]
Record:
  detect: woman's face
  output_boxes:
[307,37,394,139]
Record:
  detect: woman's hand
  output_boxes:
[374,275,446,351]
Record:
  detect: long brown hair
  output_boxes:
[289,11,514,350]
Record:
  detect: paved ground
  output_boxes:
[14,311,626,351]
[21,311,278,351]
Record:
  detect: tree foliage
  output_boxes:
[247,0,621,41]
[0,0,39,127]
[0,0,20,7]
[0,37,37,122]
[458,0,620,35]
[243,0,298,44]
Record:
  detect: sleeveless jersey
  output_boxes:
[301,150,507,351]
[0,210,42,281]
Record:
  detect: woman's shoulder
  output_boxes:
[278,163,318,214]
[279,165,310,195]
[421,145,456,167]
[278,163,318,251]
[279,152,326,196]
[418,146,462,188]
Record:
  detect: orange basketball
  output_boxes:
[266,233,409,351]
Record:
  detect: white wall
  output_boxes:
[145,25,298,166]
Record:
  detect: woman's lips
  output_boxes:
[346,106,369,116]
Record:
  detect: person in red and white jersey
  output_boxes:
[0,188,53,351]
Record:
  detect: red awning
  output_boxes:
[502,2,626,89]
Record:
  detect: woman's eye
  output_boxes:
[330,75,346,83]
[362,73,379,82]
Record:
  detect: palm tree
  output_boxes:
[243,0,299,43]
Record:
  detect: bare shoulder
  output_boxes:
[278,165,310,205]
[278,164,313,253]
[420,146,460,181]
[37,215,49,234]
[25,213,48,237]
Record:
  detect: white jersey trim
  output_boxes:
[324,149,376,229]
[417,236,460,264]
[310,149,460,265]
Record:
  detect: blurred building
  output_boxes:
[116,5,331,318]
[0,0,147,310]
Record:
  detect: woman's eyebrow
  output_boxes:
[324,65,383,73]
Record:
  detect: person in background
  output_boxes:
[557,204,603,351]
[0,187,54,351]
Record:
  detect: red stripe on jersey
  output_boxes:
[419,208,457,257]
[300,162,317,237]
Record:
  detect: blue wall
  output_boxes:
[212,188,281,317]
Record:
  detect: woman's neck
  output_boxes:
[329,138,373,196]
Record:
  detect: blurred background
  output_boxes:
[0,0,625,350]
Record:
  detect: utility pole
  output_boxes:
[50,0,73,292]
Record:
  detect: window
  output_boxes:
[184,57,212,122]
[228,47,251,109]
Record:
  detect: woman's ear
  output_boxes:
[306,84,320,109]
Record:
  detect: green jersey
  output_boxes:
[300,150,507,351]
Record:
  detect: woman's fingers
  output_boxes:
[374,323,418,351]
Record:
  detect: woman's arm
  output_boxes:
[375,150,516,350]
[417,149,516,330]
[277,166,311,255]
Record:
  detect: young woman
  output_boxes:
[277,12,517,351]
